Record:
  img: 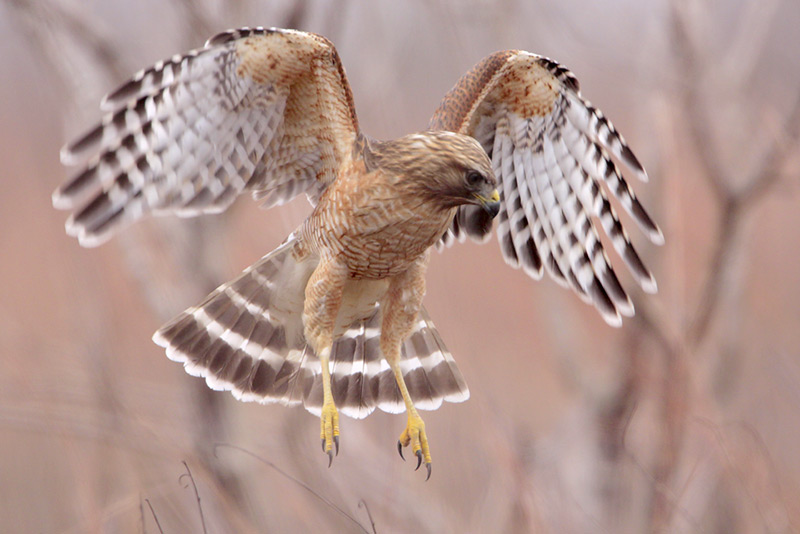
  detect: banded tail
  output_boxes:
[153,235,469,419]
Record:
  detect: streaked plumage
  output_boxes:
[55,27,661,476]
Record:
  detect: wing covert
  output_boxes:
[55,27,359,247]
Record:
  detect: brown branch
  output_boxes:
[357,500,378,534]
[669,1,730,202]
[643,2,800,530]
[648,343,689,531]
[671,0,800,347]
[214,444,374,534]
[687,196,740,345]
[180,461,209,534]
[688,89,800,346]
[144,498,165,534]
[739,91,800,206]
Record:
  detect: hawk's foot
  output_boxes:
[320,401,339,466]
[397,413,432,480]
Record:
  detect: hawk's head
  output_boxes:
[367,131,500,217]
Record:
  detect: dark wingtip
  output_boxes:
[620,143,645,174]
[62,123,104,164]
[104,78,142,108]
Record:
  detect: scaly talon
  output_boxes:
[320,401,340,465]
[397,413,432,478]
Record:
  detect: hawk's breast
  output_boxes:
[303,170,455,280]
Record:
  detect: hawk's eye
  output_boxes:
[465,170,483,187]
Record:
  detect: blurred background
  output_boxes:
[2,0,799,532]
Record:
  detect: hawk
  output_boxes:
[54,27,662,478]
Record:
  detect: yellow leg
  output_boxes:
[303,259,347,466]
[318,346,339,465]
[382,254,432,479]
[391,362,432,480]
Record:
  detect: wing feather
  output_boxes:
[55,27,359,247]
[430,50,661,325]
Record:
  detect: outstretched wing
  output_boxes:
[430,51,663,326]
[54,27,359,247]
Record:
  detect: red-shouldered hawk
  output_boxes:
[54,27,661,479]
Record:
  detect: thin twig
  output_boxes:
[214,443,373,534]
[358,499,378,534]
[180,461,209,534]
[140,494,146,534]
[144,499,165,534]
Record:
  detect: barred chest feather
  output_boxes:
[302,168,456,280]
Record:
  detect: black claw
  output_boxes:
[415,450,422,471]
[321,438,326,452]
[397,441,405,461]
[425,463,432,481]
[327,449,333,468]
[334,435,339,456]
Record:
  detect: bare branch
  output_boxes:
[669,0,731,202]
[180,461,209,534]
[739,91,800,206]
[357,500,378,534]
[214,444,374,534]
[687,85,800,346]
[687,197,740,345]
[670,0,800,347]
[144,498,165,534]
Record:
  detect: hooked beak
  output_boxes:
[473,189,501,218]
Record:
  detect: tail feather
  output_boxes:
[316,306,469,419]
[406,309,470,408]
[154,236,470,419]
[154,236,312,405]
